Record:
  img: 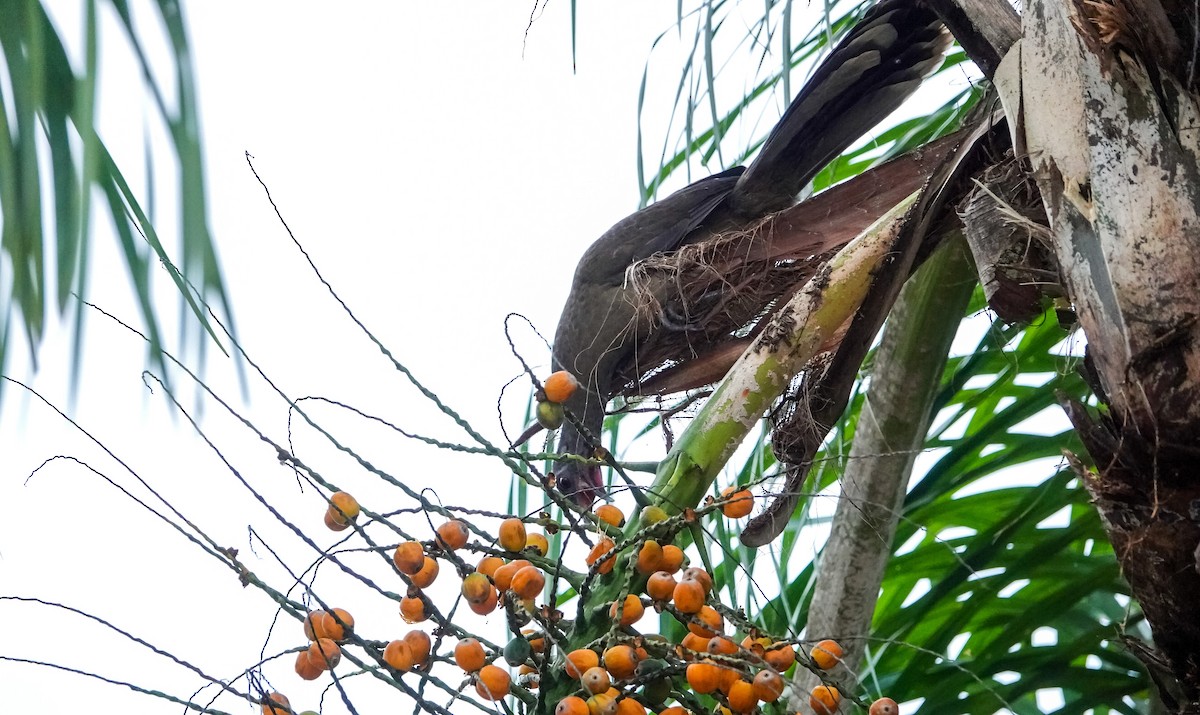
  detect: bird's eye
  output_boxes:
[557,474,576,496]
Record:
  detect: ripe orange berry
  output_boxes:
[302,610,328,641]
[468,584,500,615]
[727,679,758,713]
[383,639,414,672]
[477,555,505,578]
[672,578,705,614]
[393,541,425,575]
[615,698,645,715]
[586,538,617,575]
[493,559,532,591]
[810,685,841,715]
[635,541,664,574]
[609,594,645,627]
[462,572,494,604]
[659,544,685,573]
[564,648,600,678]
[328,491,360,523]
[763,642,795,672]
[688,605,723,638]
[752,669,784,702]
[404,630,431,667]
[679,632,711,656]
[294,649,322,681]
[602,644,640,679]
[543,370,580,403]
[308,637,341,670]
[707,636,737,656]
[811,639,844,670]
[593,504,625,528]
[498,518,528,552]
[646,571,677,601]
[718,665,741,695]
[681,567,713,593]
[869,697,899,715]
[741,635,770,657]
[586,692,619,715]
[410,556,440,589]
[686,660,722,694]
[454,638,487,672]
[720,486,753,519]
[510,565,546,600]
[523,628,546,653]
[526,532,550,556]
[436,520,470,550]
[399,596,427,624]
[658,708,689,715]
[262,692,291,715]
[328,608,354,636]
[323,508,350,531]
[581,666,611,694]
[556,696,590,715]
[476,664,511,701]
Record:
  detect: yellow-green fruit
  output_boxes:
[639,505,669,526]
[536,401,565,430]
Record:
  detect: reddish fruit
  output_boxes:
[468,584,500,615]
[581,666,611,694]
[763,642,796,672]
[410,556,440,589]
[646,571,677,601]
[476,664,511,701]
[752,669,784,702]
[294,650,322,681]
[557,696,589,715]
[602,644,640,679]
[565,648,600,678]
[328,491,360,523]
[262,692,291,715]
[323,509,349,531]
[399,596,427,624]
[511,566,546,600]
[393,541,425,574]
[869,697,899,715]
[659,544,685,573]
[404,630,431,667]
[672,579,705,614]
[308,638,341,670]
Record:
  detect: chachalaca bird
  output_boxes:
[548,0,950,505]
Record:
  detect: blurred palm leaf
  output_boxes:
[0,0,233,397]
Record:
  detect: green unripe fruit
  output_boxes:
[503,636,533,667]
[536,400,565,430]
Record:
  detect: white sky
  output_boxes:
[0,3,989,714]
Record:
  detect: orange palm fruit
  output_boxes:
[685,660,722,694]
[564,648,600,678]
[328,491,360,523]
[688,605,723,638]
[461,572,493,604]
[752,669,784,702]
[581,666,611,694]
[399,596,427,624]
[383,639,414,672]
[586,692,618,715]
[810,685,840,715]
[679,632,711,656]
[609,594,644,626]
[811,639,844,670]
[403,630,431,667]
[468,584,500,615]
[556,696,590,715]
[526,532,550,556]
[763,642,795,672]
[308,638,341,670]
[594,504,625,528]
[477,555,505,578]
[869,697,899,715]
[681,567,713,593]
[726,679,758,713]
[510,565,546,599]
[602,644,640,679]
[393,541,425,574]
[706,636,737,656]
[454,638,486,672]
[635,541,664,574]
[410,556,440,588]
[498,518,528,552]
[475,664,511,701]
[436,520,470,550]
[261,692,291,715]
[586,538,617,575]
[646,571,677,601]
[719,486,753,519]
[294,650,322,681]
[543,370,580,403]
[323,509,350,531]
[659,544,685,573]
[615,698,645,715]
[672,579,705,614]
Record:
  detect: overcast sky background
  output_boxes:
[0,3,987,714]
